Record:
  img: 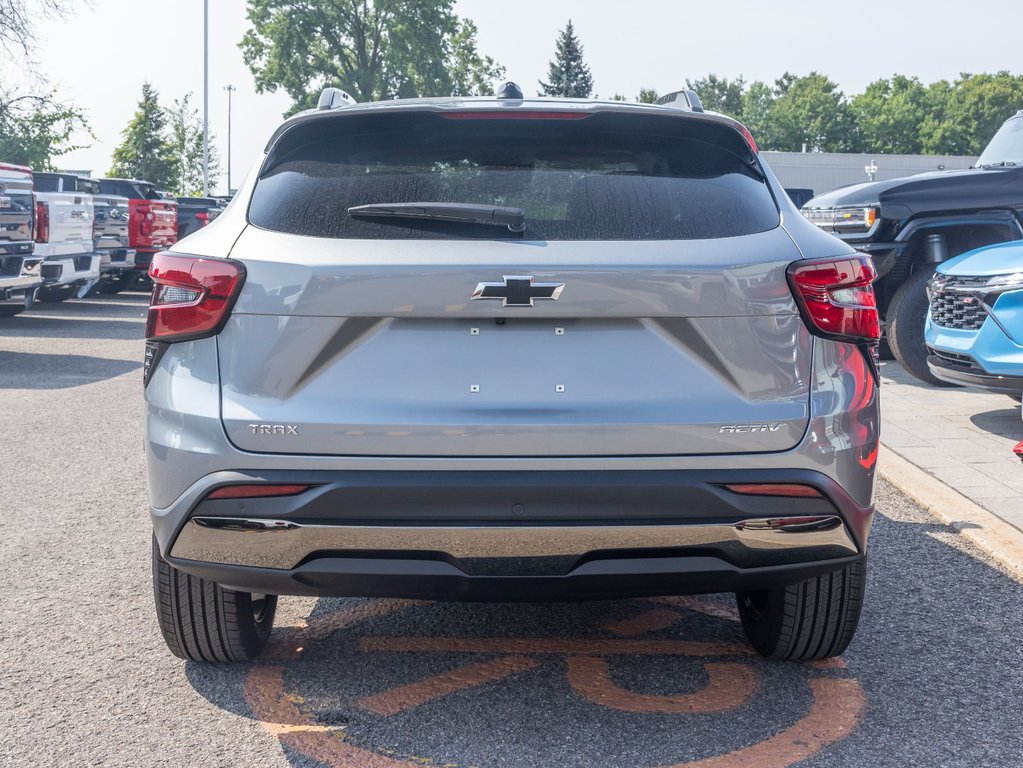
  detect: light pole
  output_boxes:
[202,0,209,196]
[224,85,236,194]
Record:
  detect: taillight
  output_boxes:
[146,252,245,342]
[196,211,210,227]
[35,201,49,243]
[137,204,153,237]
[206,484,310,500]
[787,255,880,342]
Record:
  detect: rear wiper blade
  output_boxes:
[348,202,526,232]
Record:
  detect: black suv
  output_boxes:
[801,110,1023,384]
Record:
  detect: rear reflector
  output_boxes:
[787,255,880,342]
[35,201,49,244]
[724,483,823,498]
[206,484,311,500]
[146,252,245,342]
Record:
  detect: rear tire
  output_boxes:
[736,559,866,661]
[0,289,34,317]
[152,534,277,662]
[887,269,956,386]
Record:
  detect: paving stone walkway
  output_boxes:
[879,360,1023,531]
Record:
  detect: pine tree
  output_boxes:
[538,20,593,98]
[108,82,176,187]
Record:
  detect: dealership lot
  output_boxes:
[3,295,1023,767]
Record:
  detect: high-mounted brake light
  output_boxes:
[787,256,880,342]
[206,484,311,500]
[441,111,591,120]
[35,201,49,244]
[146,252,245,342]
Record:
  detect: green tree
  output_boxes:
[109,82,176,187]
[168,94,221,196]
[686,74,745,118]
[241,0,504,113]
[850,75,930,154]
[740,80,775,147]
[0,89,90,169]
[447,19,505,97]
[538,20,593,98]
[636,88,659,104]
[921,72,1023,155]
[768,72,852,152]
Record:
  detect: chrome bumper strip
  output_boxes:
[170,515,859,571]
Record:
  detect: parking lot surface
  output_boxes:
[3,295,1023,768]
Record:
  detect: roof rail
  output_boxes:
[654,89,704,113]
[317,87,357,111]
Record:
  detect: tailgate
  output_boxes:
[218,230,811,458]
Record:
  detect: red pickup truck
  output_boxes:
[98,178,177,290]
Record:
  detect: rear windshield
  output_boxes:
[33,174,60,192]
[249,111,779,240]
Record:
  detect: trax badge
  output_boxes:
[249,424,299,436]
[719,424,784,434]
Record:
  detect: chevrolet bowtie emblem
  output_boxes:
[471,275,565,307]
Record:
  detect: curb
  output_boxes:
[878,444,1023,582]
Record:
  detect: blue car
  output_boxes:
[925,240,1023,401]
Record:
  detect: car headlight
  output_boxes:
[985,272,1023,290]
[801,206,880,234]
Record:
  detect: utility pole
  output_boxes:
[224,84,236,194]
[202,0,209,196]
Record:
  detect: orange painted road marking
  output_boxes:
[603,607,687,636]
[660,678,867,768]
[245,600,868,768]
[566,656,759,714]
[360,637,755,657]
[357,655,541,716]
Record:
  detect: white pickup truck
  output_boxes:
[0,162,43,317]
[33,172,101,302]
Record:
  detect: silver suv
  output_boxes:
[146,86,881,663]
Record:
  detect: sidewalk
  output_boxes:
[879,360,1023,532]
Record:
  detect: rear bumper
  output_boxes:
[0,273,43,304]
[158,468,872,599]
[40,254,101,287]
[98,248,137,273]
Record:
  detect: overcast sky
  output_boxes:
[11,0,1021,193]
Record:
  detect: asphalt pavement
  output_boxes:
[2,294,1023,768]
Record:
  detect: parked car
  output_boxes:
[32,171,100,302]
[0,162,43,316]
[97,178,177,290]
[925,240,1023,401]
[801,109,1023,385]
[146,85,880,664]
[175,196,221,240]
[70,176,135,293]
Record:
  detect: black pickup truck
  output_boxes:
[801,110,1023,384]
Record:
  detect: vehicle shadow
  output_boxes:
[0,316,145,340]
[180,503,1023,768]
[0,351,140,389]
[970,408,1023,439]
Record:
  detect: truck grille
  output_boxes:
[929,276,990,330]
